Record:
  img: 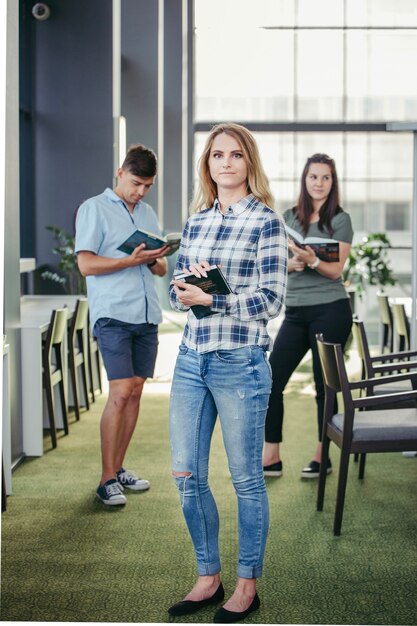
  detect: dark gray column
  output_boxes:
[121,0,159,212]
[21,0,114,266]
[121,0,193,233]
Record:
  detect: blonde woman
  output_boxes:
[167,123,287,623]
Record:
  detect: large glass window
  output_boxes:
[193,0,416,291]
[194,0,417,123]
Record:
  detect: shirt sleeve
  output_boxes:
[332,211,354,243]
[75,200,104,255]
[169,220,191,312]
[211,213,288,322]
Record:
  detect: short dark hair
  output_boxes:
[121,144,157,177]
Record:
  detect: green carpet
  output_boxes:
[1,374,417,624]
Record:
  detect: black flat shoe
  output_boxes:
[263,460,283,477]
[301,458,332,479]
[168,583,225,616]
[213,593,260,623]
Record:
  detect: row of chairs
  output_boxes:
[43,299,102,449]
[316,317,417,536]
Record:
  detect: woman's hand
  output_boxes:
[182,260,212,278]
[171,260,214,307]
[288,239,314,266]
[172,281,213,307]
[287,240,306,272]
[288,257,306,272]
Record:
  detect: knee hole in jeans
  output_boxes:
[172,471,192,506]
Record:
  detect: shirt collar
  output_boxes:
[104,187,123,203]
[104,187,142,213]
[213,193,256,216]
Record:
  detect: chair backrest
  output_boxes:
[43,308,68,367]
[52,308,69,345]
[392,302,410,351]
[351,319,374,378]
[72,298,89,333]
[377,292,391,325]
[377,292,394,352]
[316,335,356,439]
[316,335,343,393]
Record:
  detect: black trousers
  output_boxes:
[265,298,352,443]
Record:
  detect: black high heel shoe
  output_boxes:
[213,593,260,623]
[168,582,225,616]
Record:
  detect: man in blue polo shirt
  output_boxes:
[75,144,169,506]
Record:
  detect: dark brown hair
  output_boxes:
[295,153,341,236]
[121,143,157,178]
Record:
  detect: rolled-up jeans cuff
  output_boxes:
[237,564,263,579]
[197,560,221,576]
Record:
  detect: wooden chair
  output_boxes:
[68,298,90,420]
[315,334,417,536]
[87,311,102,403]
[392,302,411,352]
[42,308,69,448]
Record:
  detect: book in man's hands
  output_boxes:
[117,229,182,257]
[285,225,340,262]
[174,265,232,319]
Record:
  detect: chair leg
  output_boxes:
[333,450,351,536]
[96,350,102,393]
[358,453,366,480]
[87,347,95,403]
[77,334,90,411]
[44,372,57,449]
[317,436,330,511]
[69,353,80,421]
[80,361,90,411]
[2,458,7,512]
[58,379,69,435]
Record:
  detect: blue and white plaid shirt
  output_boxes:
[169,194,288,353]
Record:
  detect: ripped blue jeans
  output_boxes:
[169,343,272,579]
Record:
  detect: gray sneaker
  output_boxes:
[96,478,127,506]
[116,467,150,491]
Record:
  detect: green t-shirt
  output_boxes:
[284,208,353,307]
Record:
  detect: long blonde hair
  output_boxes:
[190,123,275,213]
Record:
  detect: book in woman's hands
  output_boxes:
[174,265,232,319]
[117,229,182,257]
[285,225,340,262]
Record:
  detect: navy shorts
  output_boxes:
[93,318,158,381]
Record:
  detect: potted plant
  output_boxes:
[343,232,397,301]
[42,225,86,295]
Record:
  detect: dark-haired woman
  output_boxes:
[262,154,353,479]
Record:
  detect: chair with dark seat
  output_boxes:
[315,334,417,536]
[392,302,411,352]
[68,298,90,420]
[43,308,69,448]
[87,311,102,403]
[376,292,394,354]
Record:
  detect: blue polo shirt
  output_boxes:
[75,187,163,330]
